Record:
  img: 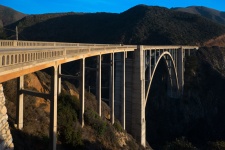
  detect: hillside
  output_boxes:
[173,6,225,25]
[204,34,225,47]
[4,5,225,45]
[0,5,26,27]
[3,71,148,150]
[2,4,225,149]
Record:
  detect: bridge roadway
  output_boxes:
[0,40,198,150]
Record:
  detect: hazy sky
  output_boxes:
[1,0,225,14]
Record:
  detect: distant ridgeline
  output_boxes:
[2,5,225,46]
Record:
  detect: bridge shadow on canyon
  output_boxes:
[146,50,225,149]
[146,56,181,148]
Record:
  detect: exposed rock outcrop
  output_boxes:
[0,84,14,150]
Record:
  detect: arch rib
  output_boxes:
[145,51,179,107]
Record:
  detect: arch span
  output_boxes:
[145,51,179,107]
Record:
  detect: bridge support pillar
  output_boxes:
[96,55,102,117]
[49,65,58,150]
[122,52,126,129]
[131,45,146,147]
[79,58,85,127]
[114,52,126,129]
[16,75,24,130]
[109,53,114,124]
[58,64,62,95]
[125,53,133,133]
[177,47,184,94]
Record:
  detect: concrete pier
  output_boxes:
[115,53,122,123]
[131,46,146,146]
[121,52,126,130]
[177,47,184,94]
[114,52,126,129]
[49,66,58,150]
[125,53,133,133]
[16,76,24,130]
[109,53,115,124]
[79,58,85,127]
[96,55,102,117]
[58,65,62,95]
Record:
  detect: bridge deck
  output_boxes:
[0,40,198,83]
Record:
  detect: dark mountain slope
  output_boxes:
[5,5,225,45]
[0,5,26,27]
[173,6,225,25]
[120,5,225,45]
[7,12,120,42]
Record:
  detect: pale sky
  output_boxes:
[1,0,225,14]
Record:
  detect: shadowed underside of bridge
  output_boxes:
[0,40,198,150]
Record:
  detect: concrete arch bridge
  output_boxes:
[0,40,198,149]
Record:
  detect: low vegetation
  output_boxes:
[57,92,83,148]
[3,71,145,149]
[164,137,197,150]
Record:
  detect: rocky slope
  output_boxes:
[3,70,147,150]
[204,34,225,47]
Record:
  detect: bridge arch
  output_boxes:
[145,51,179,107]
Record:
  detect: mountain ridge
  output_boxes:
[4,5,225,46]
[0,5,26,27]
[2,4,225,150]
[172,6,225,25]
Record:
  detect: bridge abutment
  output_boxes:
[0,84,14,149]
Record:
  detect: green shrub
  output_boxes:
[207,141,225,150]
[113,120,124,132]
[84,109,107,137]
[94,120,107,137]
[58,93,83,148]
[164,137,197,150]
[84,108,99,124]
[58,92,80,113]
[60,125,83,147]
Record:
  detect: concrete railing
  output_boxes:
[0,40,136,69]
[0,49,65,68]
[0,40,124,47]
[0,40,197,71]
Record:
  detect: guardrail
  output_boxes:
[0,40,123,47]
[0,40,198,71]
[0,48,65,67]
[0,40,137,69]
